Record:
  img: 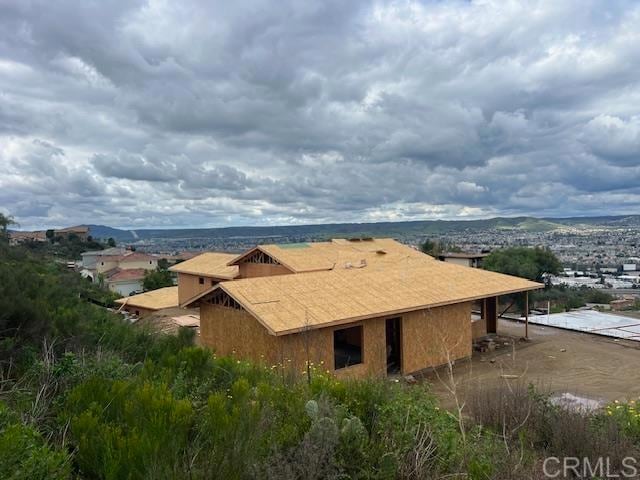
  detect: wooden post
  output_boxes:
[486,296,497,334]
[525,291,529,339]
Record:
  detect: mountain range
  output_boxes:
[86,215,640,242]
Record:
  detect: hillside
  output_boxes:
[86,215,640,242]
[2,241,640,479]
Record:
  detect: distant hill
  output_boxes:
[85,215,640,243]
[86,225,137,242]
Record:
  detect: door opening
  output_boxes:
[385,317,402,374]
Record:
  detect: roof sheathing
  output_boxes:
[169,252,239,279]
[115,286,179,311]
[195,252,543,336]
[228,238,428,274]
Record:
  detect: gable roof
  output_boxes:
[115,286,179,311]
[228,238,427,273]
[169,252,239,279]
[190,248,543,336]
[82,247,127,257]
[115,252,157,263]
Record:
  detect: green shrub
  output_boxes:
[606,399,640,443]
[65,379,193,479]
[0,402,70,480]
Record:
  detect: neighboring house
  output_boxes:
[184,238,541,379]
[109,252,158,272]
[169,253,239,306]
[54,225,90,241]
[8,230,47,245]
[82,249,158,295]
[81,247,127,270]
[103,268,147,296]
[115,286,179,317]
[436,252,488,268]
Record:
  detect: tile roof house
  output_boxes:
[185,238,542,379]
[103,268,148,296]
[82,249,159,296]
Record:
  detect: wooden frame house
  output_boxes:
[169,252,239,306]
[185,239,542,378]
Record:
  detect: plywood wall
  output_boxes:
[238,262,292,279]
[199,304,386,378]
[400,302,472,374]
[199,302,472,379]
[178,273,220,305]
[472,317,487,339]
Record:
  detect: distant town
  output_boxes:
[9,215,640,299]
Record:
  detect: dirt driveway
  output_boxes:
[426,319,640,408]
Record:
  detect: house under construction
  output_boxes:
[183,238,542,378]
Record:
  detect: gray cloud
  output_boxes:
[1,0,640,229]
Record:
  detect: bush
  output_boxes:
[65,379,193,479]
[468,383,640,475]
[606,399,640,443]
[0,402,70,480]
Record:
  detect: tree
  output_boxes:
[0,213,16,242]
[482,247,561,282]
[143,268,173,291]
[46,229,55,242]
[107,237,116,247]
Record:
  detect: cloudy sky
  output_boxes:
[1,0,640,230]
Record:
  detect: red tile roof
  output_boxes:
[105,268,147,282]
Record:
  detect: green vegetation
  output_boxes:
[0,213,17,241]
[2,241,640,479]
[483,246,562,282]
[22,234,105,261]
[142,262,174,291]
[532,285,614,312]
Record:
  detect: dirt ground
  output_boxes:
[425,318,640,408]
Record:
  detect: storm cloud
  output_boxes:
[1,0,639,229]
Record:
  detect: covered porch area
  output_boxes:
[472,291,532,341]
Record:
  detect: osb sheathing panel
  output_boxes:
[259,238,430,273]
[332,318,386,380]
[200,304,281,365]
[220,253,542,335]
[401,302,472,374]
[200,305,387,378]
[239,263,293,279]
[178,273,219,305]
[169,252,238,278]
[115,286,178,310]
[200,303,471,379]
[472,317,487,340]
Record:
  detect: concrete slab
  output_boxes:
[526,310,640,341]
